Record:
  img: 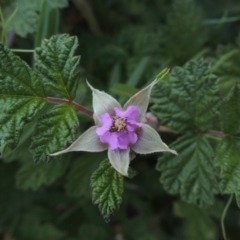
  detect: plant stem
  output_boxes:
[47,97,93,117]
[206,129,226,138]
[10,49,35,53]
[221,194,233,240]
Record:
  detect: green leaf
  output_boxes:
[0,43,46,154]
[66,153,103,198]
[0,162,35,224]
[30,103,79,163]
[151,59,219,132]
[127,56,150,86]
[215,85,240,194]
[162,0,207,64]
[215,137,240,193]
[34,0,60,47]
[220,84,240,136]
[174,201,217,240]
[16,159,69,191]
[11,211,65,240]
[34,34,80,99]
[235,190,240,208]
[5,0,68,37]
[91,159,124,218]
[157,133,219,207]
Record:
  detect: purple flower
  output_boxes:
[49,78,177,176]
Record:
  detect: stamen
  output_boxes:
[110,116,126,132]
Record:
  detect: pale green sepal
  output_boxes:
[108,148,130,176]
[123,68,169,120]
[156,68,170,82]
[86,81,121,120]
[123,79,158,120]
[132,124,177,155]
[49,126,107,156]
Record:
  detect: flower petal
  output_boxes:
[87,81,121,120]
[114,106,140,120]
[96,113,112,135]
[49,126,107,156]
[132,124,177,155]
[123,79,158,120]
[108,148,130,176]
[99,132,119,150]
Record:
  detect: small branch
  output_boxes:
[221,194,233,240]
[206,130,226,138]
[47,97,93,117]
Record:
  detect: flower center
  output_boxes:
[110,116,126,132]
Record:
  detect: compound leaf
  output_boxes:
[34,34,80,99]
[0,43,46,154]
[151,59,219,132]
[91,159,124,218]
[16,159,69,191]
[157,133,219,207]
[30,103,79,163]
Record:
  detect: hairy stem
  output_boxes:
[221,194,233,240]
[47,97,93,117]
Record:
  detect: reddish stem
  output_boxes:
[206,129,226,138]
[47,97,93,117]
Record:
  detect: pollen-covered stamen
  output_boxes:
[110,116,127,132]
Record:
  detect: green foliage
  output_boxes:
[78,223,111,240]
[174,201,217,240]
[2,0,240,238]
[16,159,69,191]
[151,59,219,132]
[66,154,103,198]
[161,0,207,64]
[30,104,79,163]
[219,84,240,135]
[4,0,68,37]
[215,85,240,194]
[0,43,46,154]
[91,159,124,218]
[0,163,34,224]
[34,0,60,47]
[34,34,80,99]
[157,134,218,207]
[11,210,65,240]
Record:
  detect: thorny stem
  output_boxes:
[47,97,93,117]
[221,194,233,240]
